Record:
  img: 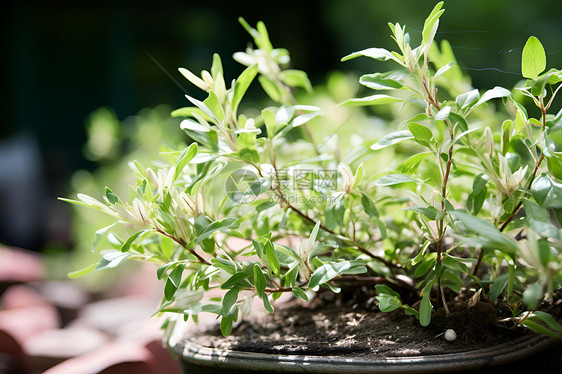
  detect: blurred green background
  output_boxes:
[1,0,561,252]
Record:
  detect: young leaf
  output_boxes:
[402,206,444,221]
[95,251,133,271]
[67,263,97,279]
[308,261,354,290]
[361,193,380,218]
[341,94,403,107]
[419,282,433,327]
[371,130,413,150]
[232,64,259,115]
[91,223,118,252]
[522,36,546,80]
[253,264,266,296]
[409,123,433,145]
[172,143,198,183]
[341,48,397,62]
[291,287,309,301]
[220,315,234,336]
[374,174,416,186]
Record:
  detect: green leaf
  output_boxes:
[253,264,266,296]
[95,251,133,271]
[91,223,118,253]
[261,293,274,313]
[203,91,224,123]
[221,272,248,289]
[523,199,559,238]
[409,123,433,145]
[361,193,379,218]
[164,264,186,300]
[359,72,404,90]
[419,282,433,327]
[489,273,509,299]
[232,64,259,115]
[196,218,238,244]
[402,152,431,173]
[265,240,280,275]
[434,106,451,121]
[402,206,444,221]
[522,282,543,310]
[281,69,312,92]
[422,2,445,45]
[172,143,198,183]
[308,261,354,290]
[67,263,97,279]
[291,287,309,301]
[374,174,416,186]
[258,75,281,103]
[522,36,546,80]
[449,211,519,254]
[376,293,402,312]
[473,87,512,109]
[375,284,401,298]
[120,230,146,252]
[341,94,403,107]
[371,130,413,150]
[528,311,562,332]
[220,315,234,336]
[341,47,396,62]
[104,187,120,204]
[467,173,489,215]
[520,319,561,339]
[221,287,240,316]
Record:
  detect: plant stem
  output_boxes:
[156,228,211,266]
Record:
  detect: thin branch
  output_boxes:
[156,228,211,266]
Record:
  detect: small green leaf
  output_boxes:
[371,130,414,150]
[220,315,234,336]
[522,36,546,80]
[221,288,240,316]
[258,75,282,103]
[361,193,379,218]
[281,69,312,92]
[291,287,309,301]
[232,64,259,115]
[68,263,97,279]
[308,261,354,290]
[419,283,433,327]
[375,284,401,298]
[402,152,431,173]
[374,174,416,186]
[221,272,248,289]
[473,87,512,109]
[120,230,146,253]
[95,251,133,271]
[341,47,396,62]
[402,206,444,221]
[91,223,118,253]
[376,293,402,312]
[265,240,280,274]
[173,143,198,183]
[489,273,509,299]
[104,187,120,204]
[253,264,266,296]
[262,293,274,313]
[341,94,403,107]
[409,122,433,144]
[520,319,561,339]
[523,199,559,239]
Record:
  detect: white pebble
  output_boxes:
[445,329,457,341]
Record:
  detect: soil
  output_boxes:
[188,287,562,358]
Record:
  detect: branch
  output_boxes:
[156,228,211,266]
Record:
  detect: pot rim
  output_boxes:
[171,333,559,373]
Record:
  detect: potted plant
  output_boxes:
[62,2,562,372]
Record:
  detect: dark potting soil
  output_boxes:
[189,287,562,358]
